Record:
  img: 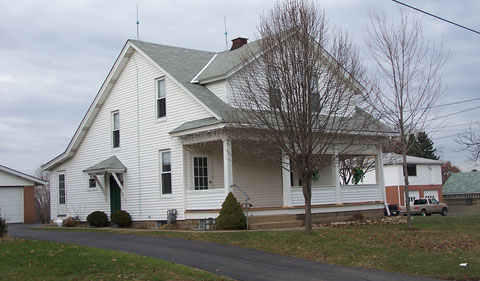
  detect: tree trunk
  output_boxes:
[402,152,412,228]
[302,177,312,234]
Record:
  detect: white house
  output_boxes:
[42,37,392,228]
[364,153,444,207]
[0,165,47,223]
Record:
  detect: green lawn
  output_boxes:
[38,215,480,280]
[0,238,231,281]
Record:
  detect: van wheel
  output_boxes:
[441,208,447,216]
[421,209,427,216]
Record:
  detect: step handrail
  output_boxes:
[230,184,251,230]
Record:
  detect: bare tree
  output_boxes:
[228,0,382,233]
[339,156,375,185]
[457,125,480,166]
[34,167,50,224]
[366,9,446,228]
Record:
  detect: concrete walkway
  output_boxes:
[8,224,441,281]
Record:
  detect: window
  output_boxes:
[89,178,96,189]
[193,156,209,190]
[58,173,66,205]
[268,88,281,109]
[406,164,417,176]
[160,151,172,194]
[157,79,166,118]
[112,112,120,148]
[310,74,320,111]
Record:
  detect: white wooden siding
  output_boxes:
[0,170,35,186]
[340,185,381,203]
[292,187,336,206]
[50,50,213,221]
[205,80,227,102]
[186,189,226,210]
[364,164,443,186]
[231,148,283,208]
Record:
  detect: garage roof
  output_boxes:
[0,165,47,185]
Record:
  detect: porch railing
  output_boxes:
[186,188,226,210]
[291,184,381,206]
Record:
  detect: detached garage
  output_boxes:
[0,165,47,223]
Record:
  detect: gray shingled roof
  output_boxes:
[170,117,222,134]
[443,171,480,194]
[195,39,262,83]
[83,155,127,174]
[382,153,444,166]
[129,40,230,119]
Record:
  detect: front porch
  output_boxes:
[178,135,387,219]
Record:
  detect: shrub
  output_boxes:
[0,214,7,237]
[111,210,131,227]
[87,211,108,227]
[62,216,79,227]
[216,192,246,230]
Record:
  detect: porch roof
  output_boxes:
[170,117,223,135]
[82,155,127,175]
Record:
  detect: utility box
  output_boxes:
[167,209,177,224]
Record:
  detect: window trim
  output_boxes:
[191,154,212,191]
[155,78,167,120]
[88,177,97,190]
[159,150,172,196]
[112,111,120,150]
[58,172,66,206]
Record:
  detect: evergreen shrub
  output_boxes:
[216,192,246,230]
[111,210,131,227]
[87,211,109,227]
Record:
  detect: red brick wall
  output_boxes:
[23,185,35,223]
[385,185,443,207]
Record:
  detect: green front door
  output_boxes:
[110,175,121,213]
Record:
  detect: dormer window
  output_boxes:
[157,79,166,118]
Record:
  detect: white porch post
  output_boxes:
[223,139,233,196]
[282,153,292,207]
[377,145,389,214]
[333,146,342,204]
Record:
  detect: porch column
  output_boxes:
[223,139,233,196]
[376,145,388,206]
[282,153,292,207]
[333,146,342,204]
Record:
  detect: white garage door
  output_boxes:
[424,190,439,201]
[407,190,420,206]
[0,187,24,223]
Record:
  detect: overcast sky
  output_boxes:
[0,0,479,175]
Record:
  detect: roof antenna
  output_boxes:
[224,16,228,50]
[136,3,140,40]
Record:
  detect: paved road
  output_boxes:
[9,224,440,281]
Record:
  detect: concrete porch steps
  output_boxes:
[247,214,304,230]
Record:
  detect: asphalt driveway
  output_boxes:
[8,224,440,281]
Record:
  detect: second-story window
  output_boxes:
[112,111,120,148]
[157,79,166,118]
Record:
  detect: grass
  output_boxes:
[0,237,231,281]
[43,214,480,280]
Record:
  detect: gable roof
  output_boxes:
[383,153,444,166]
[129,40,231,119]
[83,155,127,175]
[0,165,47,185]
[443,171,480,195]
[42,40,233,171]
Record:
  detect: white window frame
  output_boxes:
[112,111,120,150]
[156,78,167,120]
[57,171,66,215]
[159,150,172,196]
[88,177,97,190]
[191,154,212,191]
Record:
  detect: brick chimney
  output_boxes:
[230,37,248,51]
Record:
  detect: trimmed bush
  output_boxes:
[0,214,7,237]
[216,192,246,230]
[87,211,108,227]
[62,216,79,227]
[111,210,131,227]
